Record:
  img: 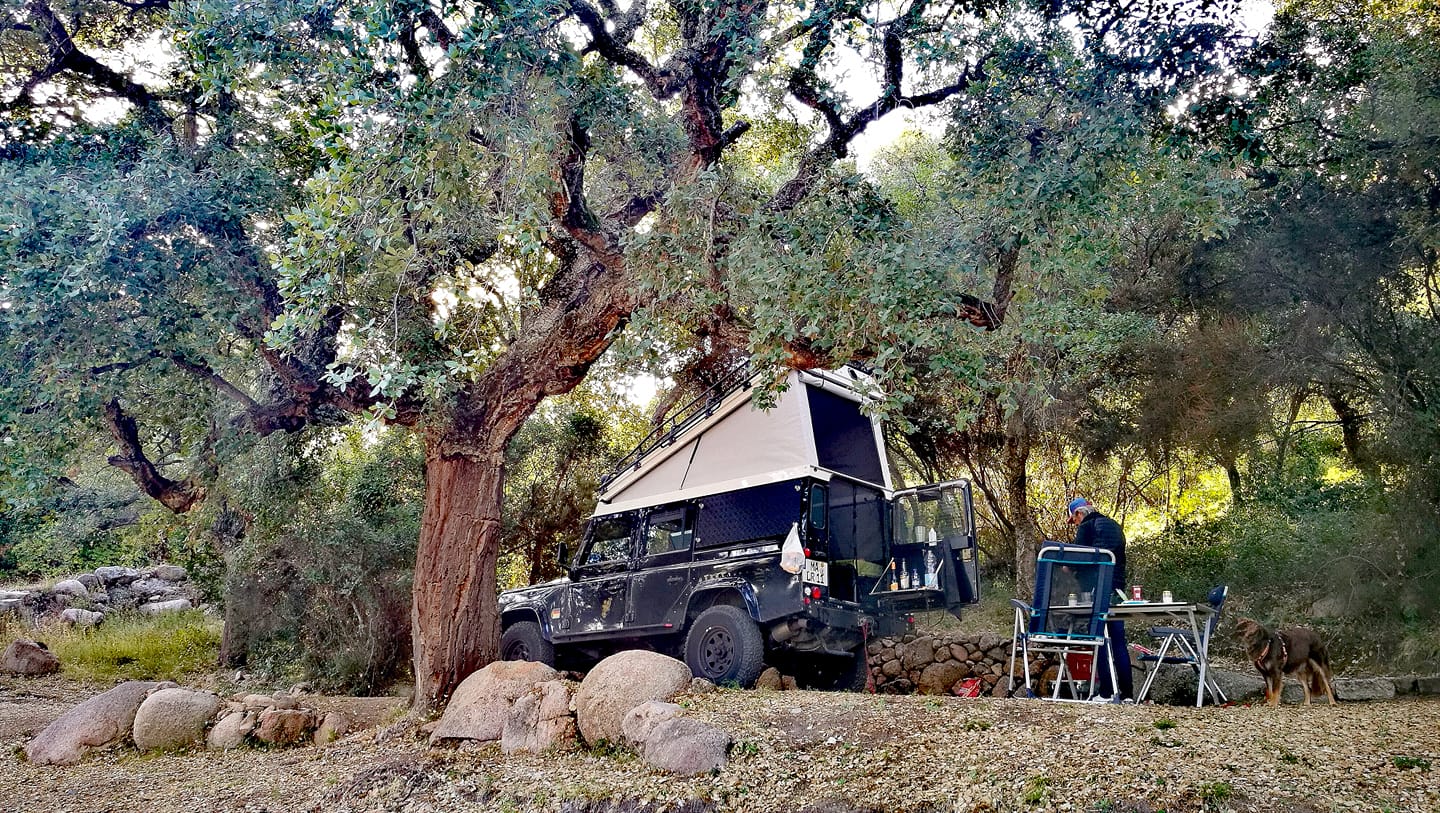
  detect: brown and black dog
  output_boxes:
[1234,617,1338,706]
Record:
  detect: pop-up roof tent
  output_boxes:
[596,367,892,515]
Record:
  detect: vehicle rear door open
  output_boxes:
[884,480,980,616]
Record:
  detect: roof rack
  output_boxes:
[598,362,763,492]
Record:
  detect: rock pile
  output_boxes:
[866,632,1052,697]
[431,651,731,775]
[0,564,201,628]
[24,682,399,764]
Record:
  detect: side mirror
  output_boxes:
[557,543,571,569]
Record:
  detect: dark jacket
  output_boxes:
[1073,511,1126,592]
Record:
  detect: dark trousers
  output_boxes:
[1098,619,1134,699]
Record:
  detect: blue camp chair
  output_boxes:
[1008,544,1117,701]
[1136,584,1229,705]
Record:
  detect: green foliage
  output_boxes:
[1132,475,1440,672]
[1392,756,1431,772]
[499,388,646,588]
[41,610,222,684]
[221,426,421,693]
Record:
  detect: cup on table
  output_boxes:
[1081,591,1092,603]
[1162,590,1173,603]
[1068,593,1078,606]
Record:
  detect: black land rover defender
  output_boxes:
[496,367,980,689]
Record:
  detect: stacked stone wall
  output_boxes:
[865,631,1055,697]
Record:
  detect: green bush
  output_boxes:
[1130,478,1440,673]
[219,428,420,694]
[41,610,222,684]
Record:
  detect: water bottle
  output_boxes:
[923,551,938,589]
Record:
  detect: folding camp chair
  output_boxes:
[1008,544,1118,702]
[1136,584,1228,705]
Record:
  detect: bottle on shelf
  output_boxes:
[888,560,899,591]
[923,550,938,589]
[900,565,911,590]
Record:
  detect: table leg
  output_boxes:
[1192,608,1209,707]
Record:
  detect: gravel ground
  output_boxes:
[2,674,1438,813]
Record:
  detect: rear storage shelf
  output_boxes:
[871,542,946,595]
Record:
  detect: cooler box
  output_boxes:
[1065,652,1093,681]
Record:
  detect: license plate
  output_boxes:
[802,558,828,586]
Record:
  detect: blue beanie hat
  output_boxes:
[1066,497,1092,515]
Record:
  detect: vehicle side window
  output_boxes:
[645,509,693,557]
[808,484,827,530]
[585,516,634,565]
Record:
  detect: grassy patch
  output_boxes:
[1392,755,1431,771]
[1199,780,1234,810]
[1153,718,1177,730]
[41,610,222,683]
[1022,775,1050,805]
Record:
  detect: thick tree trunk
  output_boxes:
[411,441,506,710]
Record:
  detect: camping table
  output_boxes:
[1109,600,1218,707]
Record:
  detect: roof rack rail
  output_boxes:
[598,362,763,492]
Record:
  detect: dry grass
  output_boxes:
[4,672,1439,813]
[25,610,222,684]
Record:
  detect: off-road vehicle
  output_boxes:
[498,366,980,688]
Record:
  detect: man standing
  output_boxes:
[1068,497,1133,701]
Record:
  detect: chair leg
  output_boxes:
[1137,634,1178,703]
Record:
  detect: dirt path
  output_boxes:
[2,675,1437,812]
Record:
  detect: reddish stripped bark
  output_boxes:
[411,444,505,708]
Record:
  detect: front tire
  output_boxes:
[500,620,555,666]
[683,605,764,688]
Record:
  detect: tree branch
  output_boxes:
[567,0,678,98]
[23,0,169,128]
[103,398,204,513]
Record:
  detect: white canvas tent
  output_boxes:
[596,368,892,515]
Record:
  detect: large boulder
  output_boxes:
[1280,677,1394,703]
[501,680,578,754]
[641,717,730,775]
[620,701,684,749]
[151,565,188,582]
[254,709,315,746]
[133,688,223,752]
[1,640,61,676]
[314,711,352,746]
[94,566,140,585]
[575,651,692,747]
[132,578,182,599]
[25,681,175,765]
[1139,665,1264,705]
[917,661,968,695]
[51,579,88,598]
[208,711,257,750]
[430,660,560,743]
[138,598,193,615]
[60,608,105,628]
[899,637,936,671]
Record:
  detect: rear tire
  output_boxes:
[683,605,764,688]
[500,620,555,666]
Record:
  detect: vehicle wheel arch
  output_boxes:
[684,582,759,623]
[500,607,550,640]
